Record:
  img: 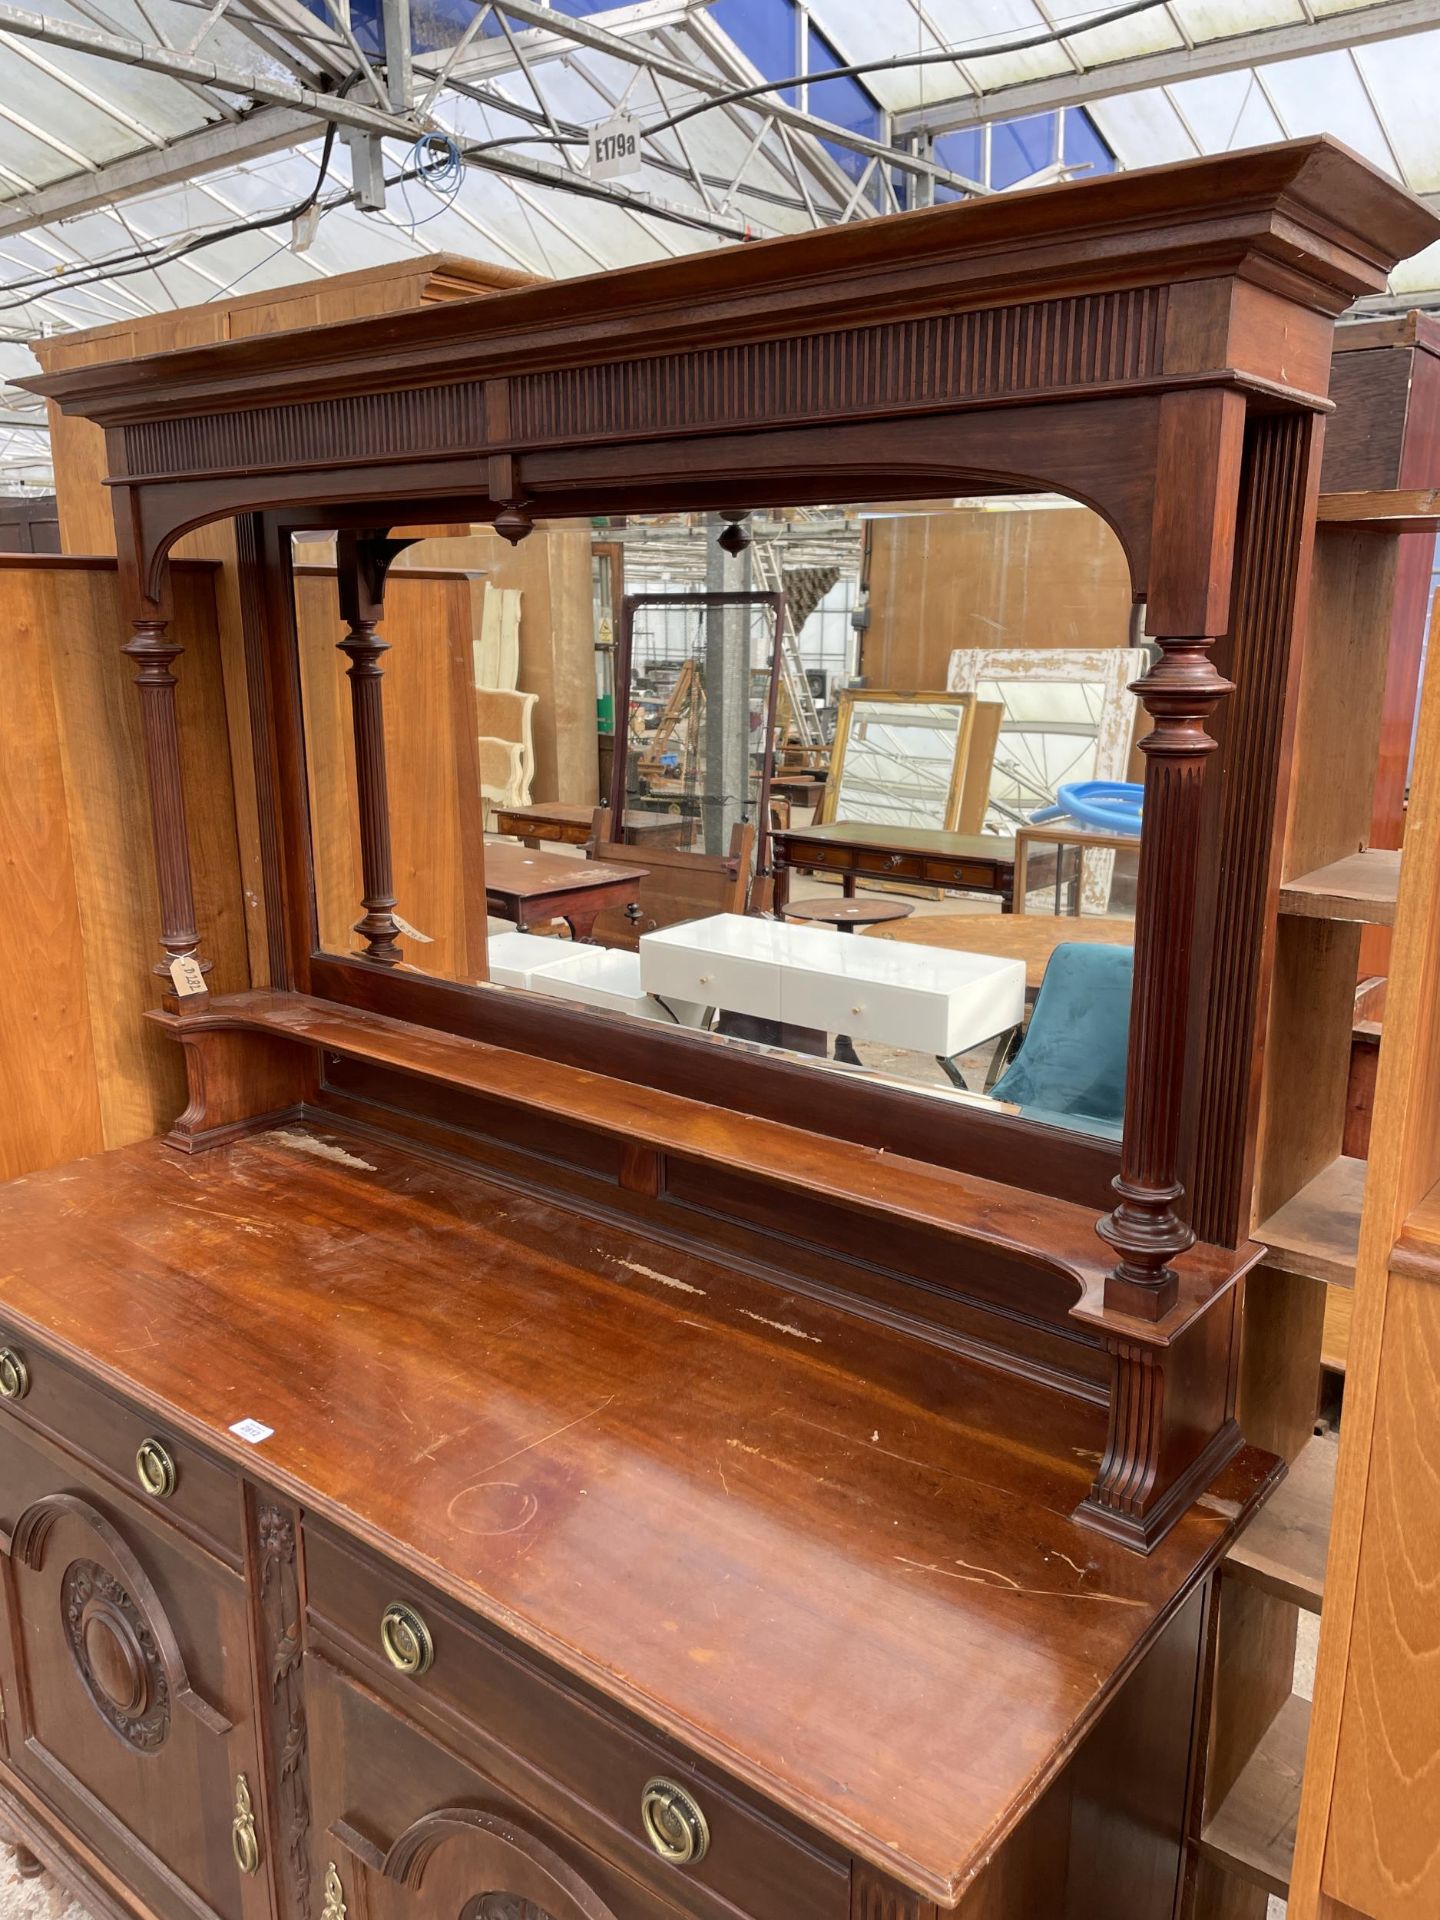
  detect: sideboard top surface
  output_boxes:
[0,1125,1271,1902]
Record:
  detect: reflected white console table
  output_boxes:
[488,931,707,1026]
[638,914,1025,1067]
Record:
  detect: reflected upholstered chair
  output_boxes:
[989,941,1133,1142]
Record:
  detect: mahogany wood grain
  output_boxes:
[0,1126,1275,1907]
[1098,391,1243,1318]
[149,986,1256,1344]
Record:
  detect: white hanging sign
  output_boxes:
[589,114,643,181]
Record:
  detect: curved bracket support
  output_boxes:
[6,1492,232,1737]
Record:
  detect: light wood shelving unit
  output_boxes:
[1196,312,1440,1917]
[1202,1691,1313,1899]
[1280,848,1401,926]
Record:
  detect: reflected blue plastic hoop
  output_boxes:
[1029,780,1143,836]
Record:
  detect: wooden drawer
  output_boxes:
[857,851,925,880]
[304,1525,847,1920]
[923,857,1006,891]
[799,845,855,873]
[0,1326,242,1566]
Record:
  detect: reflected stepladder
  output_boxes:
[296,500,1143,1144]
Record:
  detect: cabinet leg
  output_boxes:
[12,1846,45,1881]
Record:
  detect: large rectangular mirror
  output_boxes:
[295,497,1143,1146]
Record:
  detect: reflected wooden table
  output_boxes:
[484,842,648,942]
[771,822,1018,911]
[866,910,1134,991]
[493,802,689,851]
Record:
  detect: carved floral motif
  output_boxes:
[258,1502,311,1916]
[61,1559,170,1751]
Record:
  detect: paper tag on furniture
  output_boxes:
[169,955,207,997]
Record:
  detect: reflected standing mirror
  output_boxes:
[818,689,998,832]
[607,590,786,883]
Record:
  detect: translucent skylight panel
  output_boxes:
[1352,31,1440,192]
[0,119,74,191]
[1150,69,1287,152]
[1168,0,1307,39]
[1031,0,1181,70]
[1257,49,1397,174]
[1087,88,1203,164]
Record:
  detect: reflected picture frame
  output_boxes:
[818,688,995,832]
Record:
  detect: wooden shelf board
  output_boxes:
[1200,1692,1311,1899]
[1225,1435,1336,1613]
[154,989,1257,1346]
[1318,487,1440,531]
[1280,848,1400,927]
[1257,1155,1366,1287]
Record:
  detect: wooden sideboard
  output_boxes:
[8,137,1438,1920]
[0,1124,1274,1920]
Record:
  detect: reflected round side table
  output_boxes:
[780,896,915,1063]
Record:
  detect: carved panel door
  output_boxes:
[0,1424,270,1920]
[307,1658,693,1920]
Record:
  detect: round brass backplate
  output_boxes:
[0,1348,30,1401]
[379,1601,434,1676]
[640,1778,709,1868]
[135,1438,178,1500]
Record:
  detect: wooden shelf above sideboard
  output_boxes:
[150,989,1257,1345]
[1280,848,1401,926]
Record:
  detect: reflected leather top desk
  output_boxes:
[493,802,690,851]
[771,822,1019,912]
[484,841,648,941]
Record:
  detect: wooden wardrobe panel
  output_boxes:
[1320,1268,1440,1916]
[0,568,105,1179]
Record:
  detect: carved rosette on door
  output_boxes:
[60,1559,170,1751]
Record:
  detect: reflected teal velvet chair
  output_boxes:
[989,941,1133,1142]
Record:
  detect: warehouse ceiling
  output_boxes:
[2,0,1440,487]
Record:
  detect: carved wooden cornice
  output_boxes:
[22,138,1437,439]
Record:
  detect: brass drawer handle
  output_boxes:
[640,1778,709,1867]
[380,1601,434,1676]
[135,1438,177,1500]
[0,1349,29,1402]
[232,1774,261,1875]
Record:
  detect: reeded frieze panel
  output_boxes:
[122,285,1167,482]
[511,287,1168,442]
[125,379,490,479]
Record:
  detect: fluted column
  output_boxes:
[122,616,210,996]
[1097,634,1233,1319]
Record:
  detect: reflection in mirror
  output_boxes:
[820,690,996,831]
[609,589,784,877]
[295,498,1143,1144]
